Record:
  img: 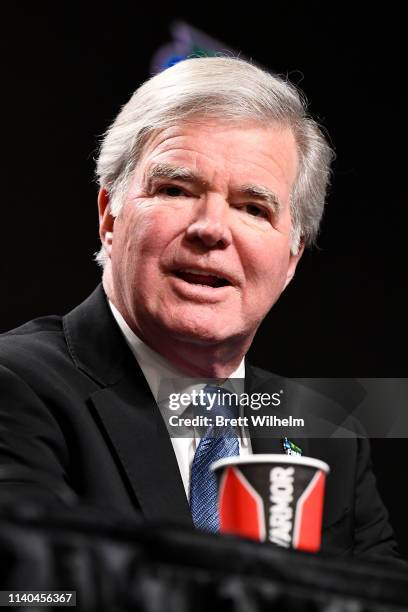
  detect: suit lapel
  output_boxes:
[64,285,192,525]
[90,374,192,525]
[245,364,310,457]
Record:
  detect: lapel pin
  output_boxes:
[282,437,302,456]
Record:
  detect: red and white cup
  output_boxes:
[211,454,330,552]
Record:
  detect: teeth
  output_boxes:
[182,268,224,279]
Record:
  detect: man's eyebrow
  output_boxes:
[239,185,282,214]
[145,164,282,213]
[145,163,208,188]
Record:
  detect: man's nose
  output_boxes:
[185,195,232,248]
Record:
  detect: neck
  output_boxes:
[141,334,247,378]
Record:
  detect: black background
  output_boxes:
[2,3,406,554]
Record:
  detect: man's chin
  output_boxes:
[157,311,243,346]
[170,324,234,346]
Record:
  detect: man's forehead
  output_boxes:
[133,119,299,204]
[138,118,297,163]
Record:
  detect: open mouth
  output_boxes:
[174,268,231,288]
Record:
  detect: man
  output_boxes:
[0,57,400,560]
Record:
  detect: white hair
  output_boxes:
[95,56,334,266]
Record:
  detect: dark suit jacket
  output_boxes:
[0,286,400,561]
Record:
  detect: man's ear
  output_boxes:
[283,237,305,290]
[98,188,115,258]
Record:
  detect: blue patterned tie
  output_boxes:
[190,385,240,533]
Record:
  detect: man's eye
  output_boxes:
[242,204,269,219]
[158,186,188,197]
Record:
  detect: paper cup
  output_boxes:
[211,454,330,552]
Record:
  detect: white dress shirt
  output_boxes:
[109,301,252,499]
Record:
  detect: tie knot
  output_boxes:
[195,385,238,440]
[200,384,239,420]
